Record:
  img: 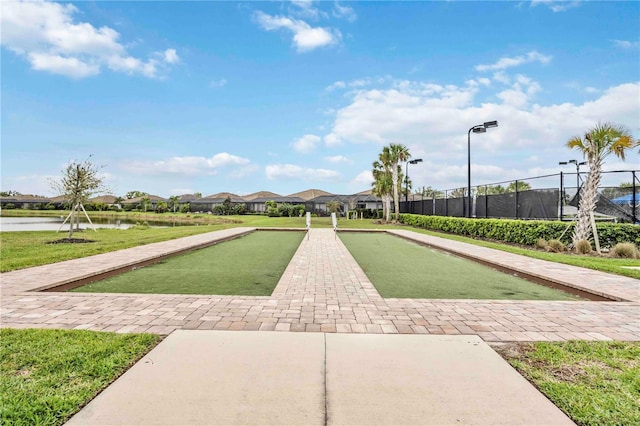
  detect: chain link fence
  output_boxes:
[401,170,639,223]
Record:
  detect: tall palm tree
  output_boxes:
[387,143,411,221]
[566,122,637,244]
[372,159,393,222]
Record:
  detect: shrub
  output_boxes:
[535,238,548,249]
[574,239,592,254]
[610,243,640,259]
[546,239,566,253]
[398,214,640,248]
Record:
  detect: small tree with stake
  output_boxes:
[51,157,108,240]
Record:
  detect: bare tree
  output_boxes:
[51,157,109,239]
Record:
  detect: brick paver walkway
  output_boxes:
[1,228,638,342]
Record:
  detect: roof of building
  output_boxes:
[248,196,306,203]
[286,188,331,201]
[242,191,281,201]
[90,195,117,204]
[205,192,243,200]
[121,195,167,203]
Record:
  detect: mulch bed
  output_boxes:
[46,238,96,244]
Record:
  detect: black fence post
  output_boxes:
[559,171,564,221]
[445,190,448,217]
[485,184,488,218]
[515,180,519,219]
[633,170,637,224]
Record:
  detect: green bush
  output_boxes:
[398,214,640,248]
[546,239,566,252]
[575,239,592,254]
[610,242,640,259]
[535,238,548,249]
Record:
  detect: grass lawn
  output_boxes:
[339,232,579,300]
[496,341,640,426]
[2,210,638,279]
[0,328,159,426]
[71,231,305,295]
[0,226,226,272]
[401,227,640,280]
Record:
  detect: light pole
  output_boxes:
[559,159,587,206]
[467,121,498,217]
[405,158,423,205]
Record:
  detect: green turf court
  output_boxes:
[338,232,580,300]
[71,231,304,296]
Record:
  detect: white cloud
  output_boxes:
[164,48,179,64]
[253,11,340,52]
[325,155,353,164]
[293,134,322,153]
[324,133,342,147]
[209,79,227,88]
[266,164,341,181]
[530,1,582,12]
[350,170,373,186]
[333,2,357,22]
[0,0,178,79]
[322,79,640,189]
[475,51,552,72]
[325,76,391,92]
[290,0,326,19]
[613,39,640,49]
[120,153,251,176]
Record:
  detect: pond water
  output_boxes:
[0,216,185,232]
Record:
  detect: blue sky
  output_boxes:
[2,0,639,198]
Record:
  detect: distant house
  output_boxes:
[89,195,117,205]
[121,195,167,211]
[0,195,52,209]
[190,193,246,212]
[245,196,306,213]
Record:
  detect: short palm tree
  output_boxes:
[387,143,411,221]
[566,122,637,244]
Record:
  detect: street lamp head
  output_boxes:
[578,161,587,166]
[558,161,568,165]
[568,159,577,165]
[409,159,423,164]
[472,126,487,134]
[483,120,498,129]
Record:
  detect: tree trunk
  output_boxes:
[391,163,399,221]
[383,194,392,222]
[68,204,77,239]
[572,157,602,245]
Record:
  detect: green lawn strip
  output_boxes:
[4,210,638,279]
[0,328,160,426]
[0,226,226,272]
[398,227,640,280]
[496,341,640,426]
[339,232,579,300]
[71,231,305,295]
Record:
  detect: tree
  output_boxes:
[477,185,506,196]
[372,155,393,222]
[326,200,343,215]
[140,196,151,212]
[126,190,148,199]
[387,143,411,221]
[566,122,637,245]
[0,190,21,197]
[193,192,203,198]
[420,186,444,198]
[168,196,180,213]
[50,157,108,239]
[449,188,466,198]
[506,181,531,193]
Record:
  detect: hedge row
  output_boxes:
[398,214,640,247]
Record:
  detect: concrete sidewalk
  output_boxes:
[66,330,573,425]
